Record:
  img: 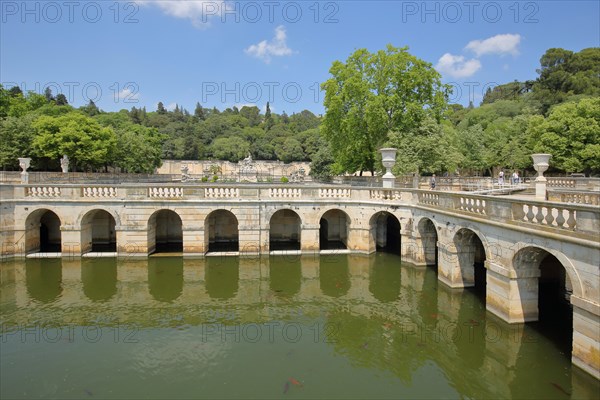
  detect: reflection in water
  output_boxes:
[369,253,401,302]
[81,259,117,302]
[205,256,239,299]
[1,254,598,399]
[25,258,62,303]
[269,255,301,296]
[148,257,183,302]
[319,255,350,297]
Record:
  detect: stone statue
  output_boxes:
[240,153,255,172]
[60,155,69,173]
[181,164,190,182]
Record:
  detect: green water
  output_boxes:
[1,254,598,399]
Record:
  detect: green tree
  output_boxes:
[321,44,448,175]
[55,93,68,106]
[309,145,334,182]
[527,98,600,174]
[31,113,117,171]
[0,114,36,169]
[264,102,274,131]
[210,136,250,162]
[113,125,165,173]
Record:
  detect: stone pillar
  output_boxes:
[238,228,260,256]
[379,148,397,189]
[60,226,82,257]
[182,227,205,256]
[485,261,540,323]
[437,242,474,288]
[532,153,551,200]
[347,227,372,253]
[116,228,149,258]
[301,224,319,254]
[401,231,427,266]
[571,296,600,379]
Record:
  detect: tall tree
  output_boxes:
[157,102,167,114]
[194,102,205,120]
[264,102,274,131]
[321,44,449,175]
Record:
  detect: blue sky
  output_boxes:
[1,1,599,114]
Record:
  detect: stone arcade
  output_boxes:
[0,182,598,379]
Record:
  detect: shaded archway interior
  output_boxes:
[269,209,301,251]
[320,209,350,250]
[205,210,239,252]
[454,229,486,300]
[372,212,401,254]
[81,210,116,253]
[418,218,438,269]
[25,209,61,253]
[514,247,574,357]
[149,210,183,254]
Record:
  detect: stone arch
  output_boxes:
[417,217,438,267]
[368,211,401,254]
[80,209,117,253]
[512,245,579,356]
[25,208,62,253]
[319,209,351,250]
[204,209,239,253]
[511,244,583,299]
[269,209,301,251]
[452,227,487,291]
[148,209,183,254]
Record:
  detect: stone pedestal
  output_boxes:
[532,153,551,201]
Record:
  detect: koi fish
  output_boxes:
[84,389,93,397]
[431,313,439,318]
[283,381,290,394]
[383,323,392,329]
[289,377,303,387]
[550,382,569,396]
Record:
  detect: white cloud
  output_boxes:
[245,25,294,64]
[137,0,225,29]
[465,34,521,57]
[435,53,481,78]
[116,88,139,101]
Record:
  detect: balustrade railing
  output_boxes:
[82,187,118,198]
[6,182,598,238]
[149,187,183,198]
[26,186,61,197]
[269,188,301,198]
[205,187,239,198]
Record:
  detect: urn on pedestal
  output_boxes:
[379,148,397,188]
[531,153,552,200]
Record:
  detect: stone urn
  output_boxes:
[532,153,552,177]
[531,153,552,200]
[379,148,397,188]
[18,157,31,184]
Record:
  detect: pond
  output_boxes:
[1,254,598,399]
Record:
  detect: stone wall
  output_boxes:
[157,159,311,178]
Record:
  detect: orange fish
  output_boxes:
[289,377,303,387]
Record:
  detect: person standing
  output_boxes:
[498,170,504,186]
[430,174,436,190]
[512,171,519,185]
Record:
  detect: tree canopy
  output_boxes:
[321,44,449,175]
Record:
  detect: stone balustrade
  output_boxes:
[26,186,62,197]
[149,187,183,198]
[82,186,118,198]
[4,182,599,238]
[269,188,301,198]
[548,190,600,206]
